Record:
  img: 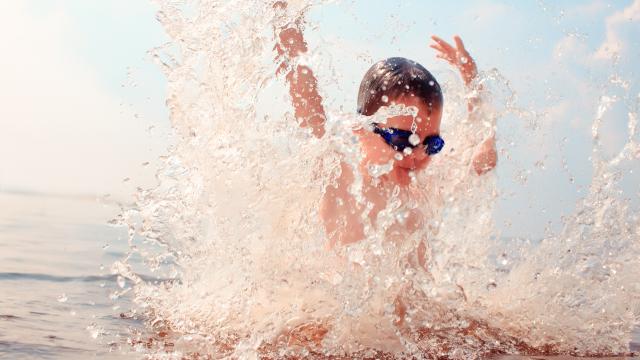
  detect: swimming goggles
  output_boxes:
[371,123,445,155]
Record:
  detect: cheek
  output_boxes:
[362,140,394,163]
[416,156,431,169]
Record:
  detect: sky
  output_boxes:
[0,1,168,200]
[0,0,638,237]
[305,0,640,236]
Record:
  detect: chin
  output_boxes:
[394,157,430,172]
[409,160,430,171]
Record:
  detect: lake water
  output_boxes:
[1,191,637,359]
[0,192,144,359]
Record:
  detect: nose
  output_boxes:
[410,146,431,168]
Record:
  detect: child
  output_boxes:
[271,4,500,352]
[275,13,497,249]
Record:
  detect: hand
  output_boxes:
[273,2,307,61]
[275,26,308,59]
[430,35,477,87]
[274,26,308,76]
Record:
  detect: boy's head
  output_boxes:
[356,57,444,172]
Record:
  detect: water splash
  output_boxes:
[115,1,640,358]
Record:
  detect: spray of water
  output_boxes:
[114,1,640,358]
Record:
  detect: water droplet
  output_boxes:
[408,134,420,146]
[460,57,468,64]
[428,80,435,86]
[381,95,389,103]
[57,294,68,303]
[394,153,404,161]
[367,161,394,178]
[403,147,413,156]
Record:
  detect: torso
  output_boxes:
[320,161,439,249]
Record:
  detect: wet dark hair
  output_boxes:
[357,57,443,116]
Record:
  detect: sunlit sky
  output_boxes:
[0,0,638,237]
[0,1,168,199]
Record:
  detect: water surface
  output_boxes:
[0,192,142,359]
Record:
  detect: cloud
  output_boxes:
[0,2,164,197]
[552,33,590,64]
[593,0,640,60]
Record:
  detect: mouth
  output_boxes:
[402,158,429,171]
[398,160,419,170]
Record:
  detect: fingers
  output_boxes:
[429,43,447,54]
[436,54,454,64]
[453,35,465,52]
[430,42,456,66]
[429,40,456,65]
[435,53,455,65]
[430,43,455,60]
[432,35,467,54]
[431,35,449,47]
[431,35,456,53]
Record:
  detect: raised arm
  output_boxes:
[430,35,478,89]
[274,2,326,138]
[430,35,497,175]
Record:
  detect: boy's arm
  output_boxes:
[274,2,326,138]
[320,162,366,249]
[430,35,497,175]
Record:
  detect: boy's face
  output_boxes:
[357,95,442,172]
